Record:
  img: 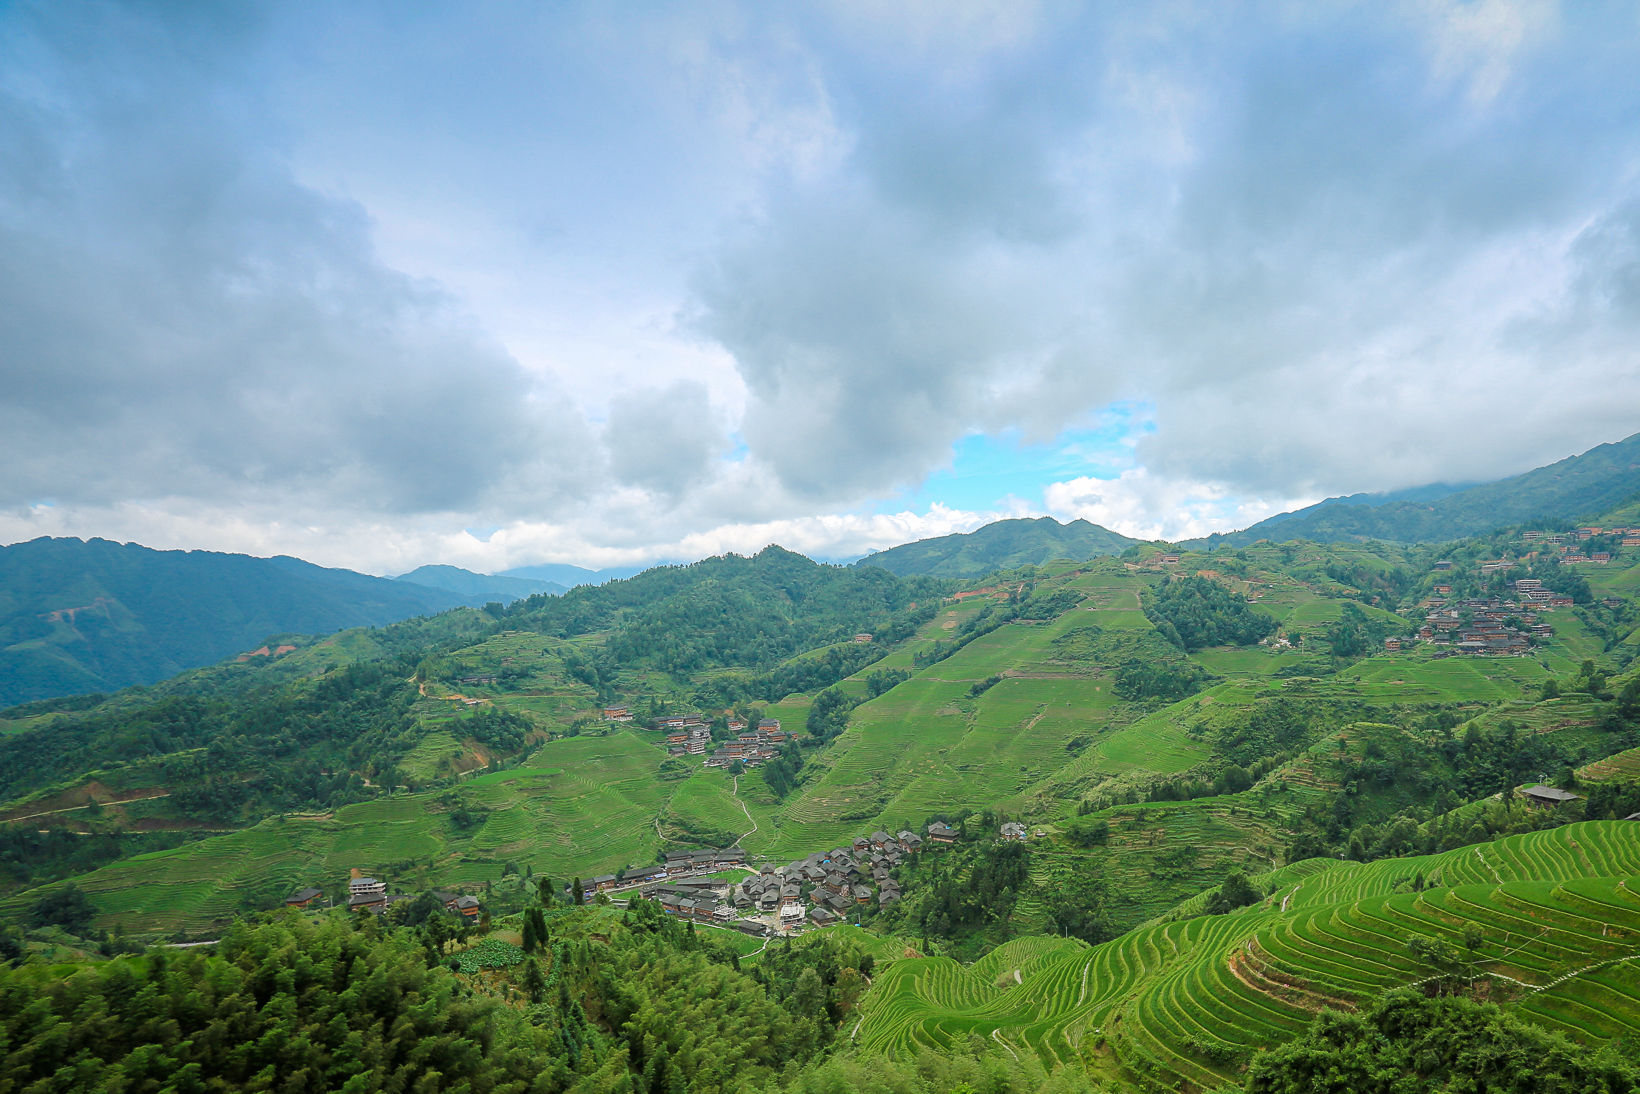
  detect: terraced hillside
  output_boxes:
[0,726,778,932]
[7,527,1636,941]
[852,822,1640,1091]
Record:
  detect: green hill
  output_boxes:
[394,564,566,604]
[0,537,464,706]
[1197,430,1640,547]
[3,523,1639,1093]
[857,517,1141,578]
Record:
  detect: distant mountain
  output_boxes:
[856,516,1141,579]
[1195,431,1640,548]
[498,562,652,587]
[394,565,564,605]
[0,537,465,707]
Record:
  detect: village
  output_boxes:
[596,705,800,770]
[279,818,1035,939]
[1388,533,1631,658]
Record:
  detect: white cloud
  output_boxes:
[1043,469,1317,542]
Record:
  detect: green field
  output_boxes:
[852,822,1640,1090]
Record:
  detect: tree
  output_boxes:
[1204,871,1261,915]
[30,884,96,936]
[572,877,584,905]
[1044,871,1117,944]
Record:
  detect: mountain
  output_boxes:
[855,516,1141,578]
[0,537,465,707]
[1196,430,1640,547]
[497,561,653,587]
[393,564,564,605]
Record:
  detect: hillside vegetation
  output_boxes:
[857,516,1139,578]
[0,536,464,706]
[4,481,1640,1092]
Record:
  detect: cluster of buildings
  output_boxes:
[1391,576,1576,658]
[597,708,798,768]
[285,872,483,920]
[639,825,965,933]
[578,847,750,897]
[701,720,794,768]
[1520,526,1640,564]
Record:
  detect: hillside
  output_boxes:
[0,537,464,707]
[394,564,566,604]
[2,520,1639,1093]
[858,516,1141,578]
[1197,430,1640,547]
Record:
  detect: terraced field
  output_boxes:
[0,726,774,932]
[1581,745,1640,784]
[852,822,1640,1090]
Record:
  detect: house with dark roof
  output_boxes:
[285,887,323,908]
[1521,784,1581,807]
[927,822,957,844]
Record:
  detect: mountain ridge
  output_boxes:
[856,516,1141,578]
[1191,430,1640,547]
[0,536,465,706]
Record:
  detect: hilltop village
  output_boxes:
[1390,525,1640,657]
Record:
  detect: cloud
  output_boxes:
[1043,468,1315,542]
[603,381,726,496]
[0,3,599,520]
[5,2,1640,575]
[693,2,1640,505]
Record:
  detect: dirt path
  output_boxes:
[731,775,758,843]
[1281,884,1300,913]
[990,1028,1021,1061]
[5,791,171,823]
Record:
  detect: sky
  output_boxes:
[2,1,1638,575]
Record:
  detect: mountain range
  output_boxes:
[393,564,565,604]
[0,538,466,707]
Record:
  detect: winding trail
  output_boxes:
[730,775,758,843]
[990,1028,1021,1061]
[1281,884,1300,913]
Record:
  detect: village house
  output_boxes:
[999,822,1028,842]
[284,887,323,909]
[853,633,873,643]
[602,705,632,721]
[926,822,957,844]
[1521,785,1581,808]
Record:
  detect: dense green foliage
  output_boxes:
[506,548,943,679]
[0,536,464,706]
[0,661,438,818]
[1144,574,1276,651]
[0,915,560,1093]
[857,516,1138,578]
[1245,989,1640,1093]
